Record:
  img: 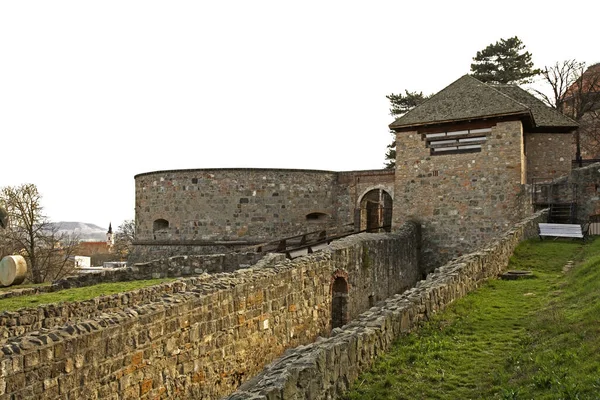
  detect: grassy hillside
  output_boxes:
[344,238,600,400]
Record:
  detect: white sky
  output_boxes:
[1,1,598,230]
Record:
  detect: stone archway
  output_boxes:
[358,189,393,232]
[331,276,349,329]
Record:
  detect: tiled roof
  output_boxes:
[389,75,577,131]
[492,84,577,128]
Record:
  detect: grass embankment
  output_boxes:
[0,279,175,312]
[344,238,600,400]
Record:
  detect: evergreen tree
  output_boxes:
[384,91,431,168]
[470,36,540,84]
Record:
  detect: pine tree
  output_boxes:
[384,91,431,168]
[470,36,540,84]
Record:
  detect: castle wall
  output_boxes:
[132,168,395,263]
[571,163,600,221]
[525,133,573,182]
[135,169,342,243]
[0,253,272,342]
[392,120,532,270]
[0,224,420,400]
[229,210,547,400]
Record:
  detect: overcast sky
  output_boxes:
[1,1,598,230]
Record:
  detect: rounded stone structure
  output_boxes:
[135,168,351,244]
[132,168,395,261]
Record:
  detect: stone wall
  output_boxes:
[543,162,600,222]
[0,224,420,399]
[228,210,547,400]
[135,169,342,243]
[0,252,265,300]
[525,133,573,182]
[0,254,281,342]
[132,168,396,262]
[572,163,600,221]
[0,279,190,342]
[129,243,248,263]
[393,120,532,270]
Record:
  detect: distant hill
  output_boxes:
[49,221,107,242]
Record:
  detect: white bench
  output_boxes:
[538,223,588,240]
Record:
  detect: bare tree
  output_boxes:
[35,227,81,282]
[0,184,80,283]
[534,60,585,113]
[113,219,135,261]
[535,61,600,161]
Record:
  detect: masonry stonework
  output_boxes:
[525,133,573,181]
[0,223,420,400]
[132,169,395,262]
[392,121,531,269]
[229,210,547,400]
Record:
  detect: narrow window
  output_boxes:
[306,212,330,222]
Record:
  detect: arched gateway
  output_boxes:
[358,188,393,232]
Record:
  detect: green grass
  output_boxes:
[0,282,50,292]
[344,238,600,400]
[0,279,175,311]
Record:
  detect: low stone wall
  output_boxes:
[0,254,285,343]
[128,242,254,263]
[0,252,265,300]
[570,162,600,222]
[0,225,420,399]
[228,210,547,399]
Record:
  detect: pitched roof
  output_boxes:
[492,84,578,129]
[389,75,577,131]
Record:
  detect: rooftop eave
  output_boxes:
[389,110,532,132]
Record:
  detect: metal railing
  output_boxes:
[572,159,600,168]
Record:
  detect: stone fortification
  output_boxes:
[393,121,533,270]
[0,224,419,399]
[134,169,343,244]
[132,168,395,262]
[228,210,547,400]
[525,133,573,180]
[560,162,600,222]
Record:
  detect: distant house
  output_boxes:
[77,241,111,256]
[73,256,91,269]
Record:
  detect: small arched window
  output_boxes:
[153,219,169,232]
[306,212,330,222]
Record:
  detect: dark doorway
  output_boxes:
[331,277,349,329]
[359,189,393,232]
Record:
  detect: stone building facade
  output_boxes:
[390,75,578,268]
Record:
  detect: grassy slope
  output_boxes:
[0,278,175,312]
[344,238,600,400]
